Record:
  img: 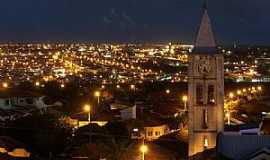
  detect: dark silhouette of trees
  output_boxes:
[6,113,73,157]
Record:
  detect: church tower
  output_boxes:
[188,5,224,157]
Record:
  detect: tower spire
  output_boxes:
[194,1,216,48]
[203,0,207,10]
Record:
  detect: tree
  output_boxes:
[7,113,73,157]
[72,123,134,160]
[105,121,129,139]
[71,143,101,160]
[99,138,133,160]
[178,112,188,137]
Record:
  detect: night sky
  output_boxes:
[0,0,269,45]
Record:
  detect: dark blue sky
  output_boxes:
[0,0,269,44]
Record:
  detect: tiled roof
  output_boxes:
[218,134,270,160]
[244,147,270,160]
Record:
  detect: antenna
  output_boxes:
[203,0,208,10]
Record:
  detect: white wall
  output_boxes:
[144,124,169,141]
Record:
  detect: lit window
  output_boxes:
[204,137,208,149]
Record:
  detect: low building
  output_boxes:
[0,90,61,122]
[218,134,270,160]
[223,123,261,135]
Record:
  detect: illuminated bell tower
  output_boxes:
[188,5,224,157]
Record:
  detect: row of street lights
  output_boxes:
[226,85,263,125]
[176,86,263,125]
[228,86,262,99]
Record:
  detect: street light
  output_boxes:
[101,85,105,89]
[237,90,242,95]
[140,144,148,160]
[166,89,170,94]
[258,86,262,91]
[2,82,8,88]
[94,91,100,104]
[182,95,188,111]
[229,92,234,99]
[84,104,91,143]
[84,104,91,123]
[35,81,40,87]
[225,112,231,125]
[130,84,135,90]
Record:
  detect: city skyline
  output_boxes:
[0,1,269,159]
[0,0,269,44]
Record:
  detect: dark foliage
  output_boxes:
[6,113,72,157]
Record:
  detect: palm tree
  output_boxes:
[178,112,188,138]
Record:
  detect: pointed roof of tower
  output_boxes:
[195,8,216,47]
[192,4,217,54]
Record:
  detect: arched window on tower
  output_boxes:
[196,84,204,105]
[203,136,209,149]
[207,85,215,104]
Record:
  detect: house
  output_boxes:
[120,102,171,141]
[0,90,45,110]
[0,136,30,158]
[144,123,170,141]
[130,110,170,141]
